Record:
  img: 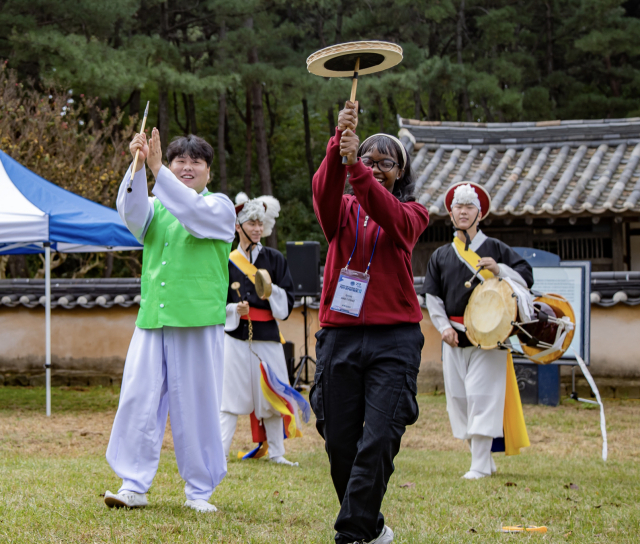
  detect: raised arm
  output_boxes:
[152,165,236,242]
[116,133,154,243]
[346,159,429,252]
[312,102,359,242]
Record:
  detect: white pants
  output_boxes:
[220,334,289,458]
[220,412,285,459]
[442,344,507,440]
[106,326,226,501]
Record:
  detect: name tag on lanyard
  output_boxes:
[330,269,370,317]
[329,205,380,318]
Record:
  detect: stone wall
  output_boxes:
[1,304,638,397]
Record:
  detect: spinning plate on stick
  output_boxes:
[307,41,403,163]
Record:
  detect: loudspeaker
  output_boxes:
[286,241,321,296]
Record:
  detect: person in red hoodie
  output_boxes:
[310,101,429,544]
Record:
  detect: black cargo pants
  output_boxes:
[310,324,423,544]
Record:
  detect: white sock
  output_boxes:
[270,456,299,467]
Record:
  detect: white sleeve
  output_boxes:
[151,165,236,242]
[498,263,528,288]
[224,303,240,332]
[269,284,290,320]
[426,294,452,334]
[116,164,154,244]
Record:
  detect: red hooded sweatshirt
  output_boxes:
[312,129,430,327]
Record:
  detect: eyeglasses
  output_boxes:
[361,157,399,172]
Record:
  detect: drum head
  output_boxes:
[521,293,575,364]
[255,269,272,300]
[307,41,403,78]
[464,277,517,350]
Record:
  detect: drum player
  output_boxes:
[422,182,533,479]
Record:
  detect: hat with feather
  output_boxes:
[234,192,281,237]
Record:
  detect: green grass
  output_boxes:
[1,387,639,543]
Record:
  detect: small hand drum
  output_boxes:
[255,269,272,300]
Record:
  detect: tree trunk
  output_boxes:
[377,96,384,132]
[158,87,170,156]
[457,0,472,121]
[187,94,197,134]
[129,89,141,118]
[244,90,252,196]
[103,253,113,278]
[7,255,29,278]
[302,97,315,191]
[327,105,335,137]
[545,1,554,76]
[217,91,228,195]
[414,90,422,120]
[335,0,344,43]
[249,58,273,196]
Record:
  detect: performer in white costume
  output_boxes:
[422,182,532,480]
[104,128,236,511]
[220,193,301,466]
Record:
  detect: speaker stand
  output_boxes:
[293,296,316,389]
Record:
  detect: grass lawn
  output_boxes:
[1,386,639,543]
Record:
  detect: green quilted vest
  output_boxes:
[136,195,231,329]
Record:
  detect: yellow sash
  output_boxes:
[452,236,530,455]
[229,249,286,344]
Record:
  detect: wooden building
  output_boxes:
[396,117,640,275]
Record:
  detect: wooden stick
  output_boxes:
[342,57,360,165]
[127,101,150,193]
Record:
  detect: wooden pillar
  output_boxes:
[611,219,625,271]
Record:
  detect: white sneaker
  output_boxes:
[462,470,489,480]
[366,525,394,543]
[104,490,148,508]
[184,499,218,513]
[270,456,299,467]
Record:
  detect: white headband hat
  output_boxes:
[359,133,407,167]
[451,184,481,211]
[234,192,281,237]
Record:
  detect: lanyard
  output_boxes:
[345,205,381,274]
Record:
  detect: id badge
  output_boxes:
[330,268,370,317]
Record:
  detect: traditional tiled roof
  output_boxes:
[397,117,640,217]
[1,273,638,309]
[0,278,141,309]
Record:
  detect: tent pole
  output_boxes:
[45,243,51,417]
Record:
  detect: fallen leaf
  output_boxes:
[524,487,531,492]
[467,528,477,533]
[594,505,602,508]
[98,493,105,497]
[418,496,425,500]
[399,482,415,488]
[566,497,578,502]
[564,531,572,537]
[280,499,284,504]
[273,491,279,497]
[564,483,579,490]
[505,482,517,487]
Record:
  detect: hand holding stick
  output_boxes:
[341,57,360,165]
[465,266,485,288]
[126,101,150,193]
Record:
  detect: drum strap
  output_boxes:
[452,237,495,281]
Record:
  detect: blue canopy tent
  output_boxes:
[0,150,142,415]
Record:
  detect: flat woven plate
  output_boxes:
[465,277,517,350]
[307,41,403,78]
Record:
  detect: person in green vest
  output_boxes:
[104,127,236,512]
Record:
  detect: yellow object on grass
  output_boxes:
[501,525,547,533]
